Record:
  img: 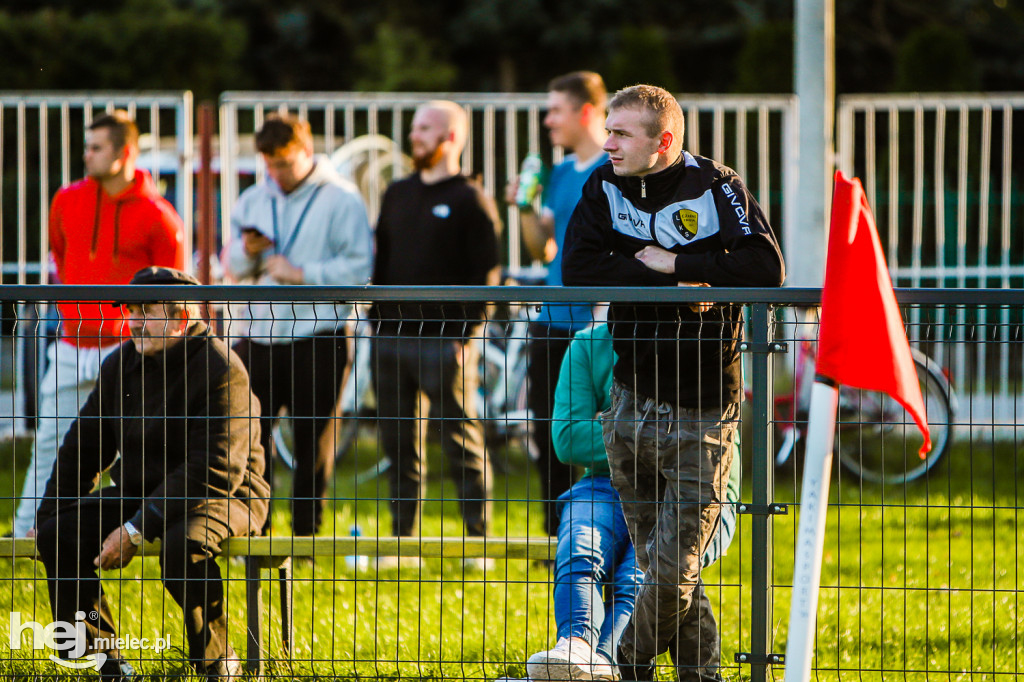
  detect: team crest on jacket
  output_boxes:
[672,209,699,240]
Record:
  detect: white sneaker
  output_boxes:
[463,557,496,571]
[526,637,618,681]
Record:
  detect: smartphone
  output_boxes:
[241,226,272,243]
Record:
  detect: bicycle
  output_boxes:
[475,287,535,459]
[772,315,957,485]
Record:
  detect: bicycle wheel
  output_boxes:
[836,348,955,485]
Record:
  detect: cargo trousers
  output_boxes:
[603,380,739,682]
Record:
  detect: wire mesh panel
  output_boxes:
[0,285,1021,681]
[769,296,1022,680]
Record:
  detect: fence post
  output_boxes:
[746,302,776,682]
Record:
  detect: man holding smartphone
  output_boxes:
[226,114,373,537]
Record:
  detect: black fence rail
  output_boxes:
[0,285,1020,681]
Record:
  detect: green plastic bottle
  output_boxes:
[514,153,544,207]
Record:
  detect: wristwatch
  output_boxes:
[123,521,143,546]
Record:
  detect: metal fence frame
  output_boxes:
[218,91,798,270]
[0,91,194,282]
[836,92,1024,288]
[1,283,1019,681]
[0,91,194,439]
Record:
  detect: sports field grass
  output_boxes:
[0,429,1020,680]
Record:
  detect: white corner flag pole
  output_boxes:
[783,377,840,682]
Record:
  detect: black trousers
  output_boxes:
[372,335,491,537]
[527,323,577,536]
[35,492,234,670]
[234,334,347,535]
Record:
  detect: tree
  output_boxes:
[894,24,978,92]
[605,26,680,93]
[734,21,793,93]
[355,23,457,92]
[0,0,246,100]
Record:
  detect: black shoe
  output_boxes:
[201,654,243,679]
[97,657,135,681]
[617,645,655,682]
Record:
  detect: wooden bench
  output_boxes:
[0,535,557,677]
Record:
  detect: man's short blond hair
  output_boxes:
[418,100,468,154]
[609,84,685,145]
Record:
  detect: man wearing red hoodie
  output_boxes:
[13,110,185,537]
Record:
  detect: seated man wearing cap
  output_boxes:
[34,266,270,680]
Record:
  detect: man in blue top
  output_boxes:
[507,71,610,537]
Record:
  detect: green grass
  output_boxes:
[0,432,1021,680]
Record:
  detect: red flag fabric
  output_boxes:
[817,170,931,456]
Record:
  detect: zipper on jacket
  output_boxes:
[90,184,102,258]
[641,177,646,198]
[112,202,123,261]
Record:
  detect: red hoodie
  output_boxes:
[49,169,185,347]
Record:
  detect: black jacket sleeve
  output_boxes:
[463,183,501,285]
[35,371,118,526]
[127,362,256,540]
[562,176,678,287]
[372,186,392,286]
[673,175,786,287]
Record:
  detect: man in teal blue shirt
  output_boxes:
[507,71,610,536]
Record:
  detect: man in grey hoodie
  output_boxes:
[227,113,373,536]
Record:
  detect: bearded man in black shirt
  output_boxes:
[370,101,501,570]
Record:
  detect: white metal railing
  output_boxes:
[837,93,1023,287]
[837,93,1024,420]
[218,92,798,269]
[0,91,194,284]
[0,91,193,434]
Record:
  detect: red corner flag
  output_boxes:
[817,171,931,457]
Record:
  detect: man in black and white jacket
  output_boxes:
[562,84,784,682]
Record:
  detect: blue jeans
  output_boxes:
[554,476,644,663]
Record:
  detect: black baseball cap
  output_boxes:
[128,266,201,287]
[115,267,201,307]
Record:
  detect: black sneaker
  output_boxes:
[97,657,135,681]
[616,645,655,682]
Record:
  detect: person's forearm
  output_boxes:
[553,418,606,469]
[520,209,551,262]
